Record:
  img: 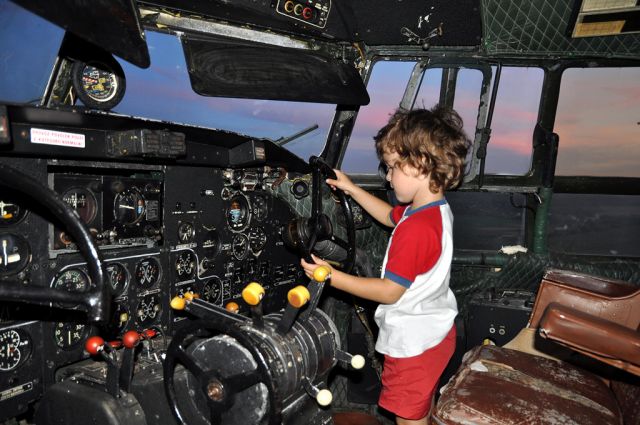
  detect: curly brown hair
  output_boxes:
[374,106,471,193]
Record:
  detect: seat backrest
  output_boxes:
[528,269,640,330]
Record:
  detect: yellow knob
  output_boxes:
[242,282,265,306]
[170,296,186,311]
[225,301,240,313]
[287,285,311,308]
[313,266,331,282]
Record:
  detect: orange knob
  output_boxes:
[242,282,265,306]
[313,265,331,282]
[287,285,311,308]
[225,301,240,313]
[170,296,186,311]
[183,291,199,301]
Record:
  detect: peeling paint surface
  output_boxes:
[433,346,622,424]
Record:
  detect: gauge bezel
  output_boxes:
[106,262,130,298]
[61,187,98,224]
[71,58,126,110]
[0,328,32,371]
[0,199,28,227]
[134,257,162,289]
[225,193,251,232]
[0,233,31,277]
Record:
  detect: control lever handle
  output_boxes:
[302,377,333,407]
[277,285,310,335]
[84,336,120,397]
[335,349,366,370]
[298,265,331,323]
[242,282,265,328]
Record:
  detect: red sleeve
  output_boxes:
[389,205,408,226]
[384,210,442,287]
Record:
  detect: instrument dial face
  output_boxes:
[53,268,90,294]
[201,277,223,305]
[232,234,249,260]
[135,258,161,288]
[226,195,250,231]
[175,251,196,280]
[106,263,129,297]
[248,227,267,254]
[80,65,120,103]
[136,294,162,326]
[54,322,88,349]
[0,233,31,276]
[62,188,97,224]
[114,189,146,226]
[0,200,27,226]
[177,222,195,243]
[0,329,31,371]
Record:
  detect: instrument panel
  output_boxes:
[0,158,306,419]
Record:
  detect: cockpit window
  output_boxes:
[340,60,417,173]
[555,67,640,177]
[0,7,336,161]
[114,31,336,160]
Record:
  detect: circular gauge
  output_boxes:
[232,234,249,260]
[53,322,88,350]
[134,258,161,288]
[226,195,250,231]
[0,200,27,226]
[0,233,31,276]
[252,195,268,221]
[136,294,162,326]
[248,227,267,254]
[175,251,196,280]
[106,263,129,297]
[114,188,146,226]
[62,188,97,224]
[53,268,90,298]
[71,59,126,110]
[202,277,223,305]
[0,328,31,371]
[177,222,195,243]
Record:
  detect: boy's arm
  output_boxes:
[301,256,405,304]
[329,269,406,304]
[326,170,394,228]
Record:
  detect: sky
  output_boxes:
[0,0,638,177]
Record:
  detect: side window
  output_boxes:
[485,67,543,175]
[341,61,417,174]
[548,67,640,257]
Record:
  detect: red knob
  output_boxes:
[302,7,313,20]
[122,330,141,349]
[141,328,157,339]
[85,336,105,355]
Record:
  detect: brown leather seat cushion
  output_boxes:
[433,345,622,425]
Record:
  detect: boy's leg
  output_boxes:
[396,416,428,425]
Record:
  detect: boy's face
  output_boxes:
[381,151,428,204]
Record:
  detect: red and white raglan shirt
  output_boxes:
[374,199,458,358]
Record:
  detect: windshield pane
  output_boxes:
[341,60,416,173]
[0,6,335,161]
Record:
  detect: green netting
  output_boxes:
[482,0,640,59]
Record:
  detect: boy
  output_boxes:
[301,106,470,425]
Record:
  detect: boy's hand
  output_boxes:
[325,169,357,196]
[300,254,333,281]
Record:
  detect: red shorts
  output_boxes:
[378,325,456,420]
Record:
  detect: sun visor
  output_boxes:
[181,35,370,106]
[11,0,150,68]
